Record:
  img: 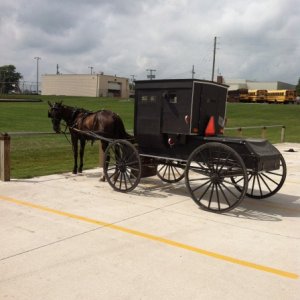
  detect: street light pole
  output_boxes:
[211,37,217,82]
[34,57,41,94]
[88,66,94,75]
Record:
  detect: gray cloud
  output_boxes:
[0,0,299,84]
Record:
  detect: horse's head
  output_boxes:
[48,101,63,133]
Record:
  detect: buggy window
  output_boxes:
[141,95,157,103]
[164,92,177,104]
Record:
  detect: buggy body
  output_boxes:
[102,79,286,213]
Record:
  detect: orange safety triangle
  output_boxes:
[205,116,216,136]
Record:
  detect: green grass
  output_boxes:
[0,95,134,178]
[0,95,299,179]
[225,103,300,142]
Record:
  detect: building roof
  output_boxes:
[224,79,296,90]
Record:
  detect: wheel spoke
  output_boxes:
[112,171,120,186]
[256,175,263,197]
[208,184,215,208]
[198,151,213,172]
[251,174,256,196]
[266,170,283,177]
[125,159,140,166]
[220,181,239,199]
[107,166,117,172]
[198,182,212,201]
[260,172,280,185]
[191,179,211,193]
[188,177,211,182]
[223,178,244,188]
[170,166,177,180]
[216,152,232,174]
[125,171,134,187]
[258,173,272,193]
[168,165,171,181]
[116,173,122,189]
[217,183,231,206]
[123,173,128,190]
[215,184,221,210]
[175,166,183,177]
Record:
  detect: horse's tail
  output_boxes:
[114,114,134,141]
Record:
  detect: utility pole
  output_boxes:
[34,57,41,94]
[146,69,156,80]
[56,64,60,75]
[88,66,94,75]
[192,65,195,79]
[130,75,136,92]
[211,36,217,82]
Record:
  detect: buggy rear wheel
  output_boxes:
[156,160,185,183]
[185,142,248,213]
[103,140,141,192]
[232,154,286,199]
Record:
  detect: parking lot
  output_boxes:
[0,143,300,299]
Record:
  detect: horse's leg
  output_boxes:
[71,134,78,174]
[78,138,86,173]
[100,141,108,181]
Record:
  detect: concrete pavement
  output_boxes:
[0,143,300,299]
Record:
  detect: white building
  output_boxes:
[42,74,130,98]
[225,79,296,91]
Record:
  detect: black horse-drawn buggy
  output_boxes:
[48,79,286,213]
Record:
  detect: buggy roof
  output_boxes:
[134,79,229,89]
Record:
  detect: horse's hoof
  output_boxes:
[100,177,106,182]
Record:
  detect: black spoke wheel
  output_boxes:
[103,140,141,192]
[185,143,248,213]
[156,160,186,183]
[232,154,286,199]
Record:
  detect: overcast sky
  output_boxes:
[0,0,299,85]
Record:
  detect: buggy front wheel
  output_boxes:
[185,143,248,213]
[103,140,141,192]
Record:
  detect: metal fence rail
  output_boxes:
[224,125,285,142]
[3,132,57,136]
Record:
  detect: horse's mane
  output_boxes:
[59,103,91,114]
[57,102,114,116]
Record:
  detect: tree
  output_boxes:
[296,78,300,96]
[0,65,22,94]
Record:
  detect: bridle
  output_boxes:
[48,104,73,144]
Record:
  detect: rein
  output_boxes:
[61,121,72,145]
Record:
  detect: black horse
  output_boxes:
[48,101,132,179]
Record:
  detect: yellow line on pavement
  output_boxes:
[0,195,298,280]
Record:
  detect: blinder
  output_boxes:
[48,103,62,133]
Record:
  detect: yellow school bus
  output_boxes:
[248,90,268,103]
[227,89,248,102]
[267,90,296,104]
